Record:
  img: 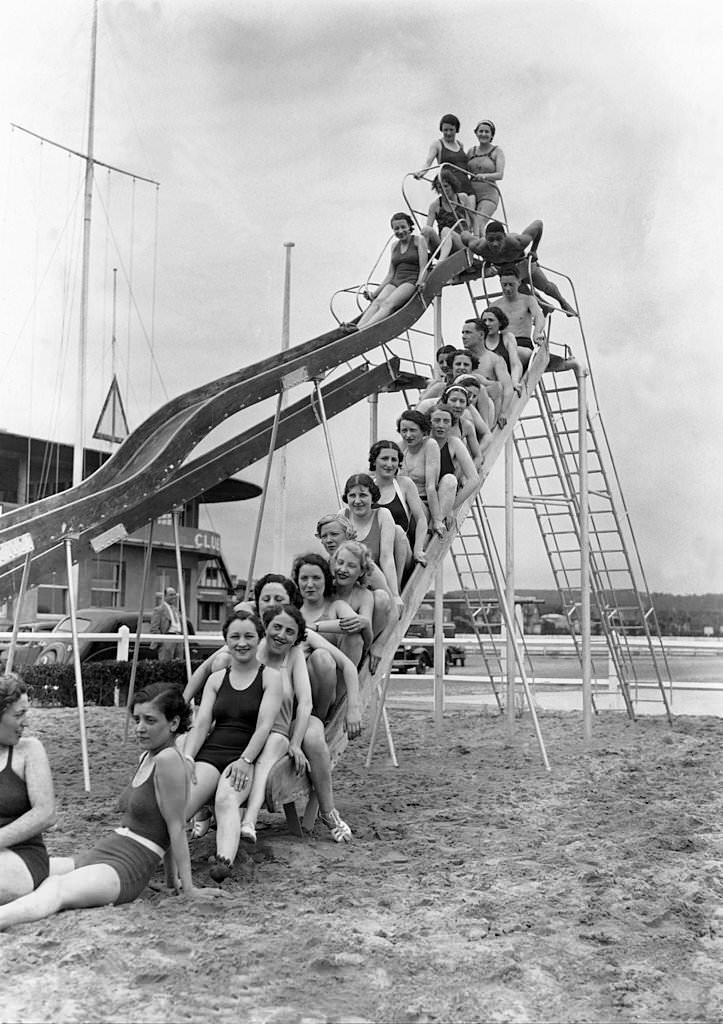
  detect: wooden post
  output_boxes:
[172,508,193,688]
[124,519,155,741]
[272,242,294,571]
[5,551,32,675]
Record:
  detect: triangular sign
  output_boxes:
[93,375,130,444]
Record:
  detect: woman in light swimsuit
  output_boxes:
[352,213,428,332]
[0,683,226,931]
[341,474,404,613]
[396,409,444,537]
[467,119,505,234]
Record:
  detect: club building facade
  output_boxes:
[0,430,258,631]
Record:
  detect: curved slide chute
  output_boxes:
[0,249,470,590]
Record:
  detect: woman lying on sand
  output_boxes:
[0,683,226,930]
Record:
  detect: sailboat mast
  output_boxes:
[74,0,99,487]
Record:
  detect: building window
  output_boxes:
[37,586,67,616]
[199,561,224,589]
[198,601,223,626]
[90,558,125,608]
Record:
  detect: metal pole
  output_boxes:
[172,509,193,687]
[505,437,516,731]
[313,381,343,505]
[272,242,294,570]
[433,563,444,728]
[578,365,592,741]
[64,538,91,791]
[124,520,155,741]
[433,295,443,373]
[74,0,98,488]
[6,552,32,675]
[368,392,379,446]
[245,392,285,599]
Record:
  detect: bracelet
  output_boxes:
[240,755,253,766]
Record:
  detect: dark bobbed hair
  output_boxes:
[0,673,27,719]
[291,552,335,598]
[131,682,192,735]
[433,170,458,194]
[253,573,301,610]
[222,610,263,641]
[390,212,414,229]
[499,265,520,279]
[368,439,403,471]
[485,220,506,236]
[261,605,307,646]
[439,114,460,132]
[436,344,457,359]
[451,347,480,370]
[475,119,496,139]
[396,408,431,435]
[483,305,510,331]
[342,473,381,505]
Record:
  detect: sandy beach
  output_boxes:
[1,705,722,1024]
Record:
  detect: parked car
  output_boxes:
[392,619,466,675]
[0,620,61,672]
[35,608,200,666]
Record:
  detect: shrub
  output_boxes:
[23,660,205,707]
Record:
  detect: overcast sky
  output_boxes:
[1,0,721,594]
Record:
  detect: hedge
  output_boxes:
[23,660,205,707]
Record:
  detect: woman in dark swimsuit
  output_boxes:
[368,439,428,567]
[415,114,475,214]
[0,682,226,930]
[422,171,472,260]
[354,213,428,331]
[0,674,55,905]
[184,612,283,881]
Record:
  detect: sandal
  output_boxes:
[320,808,352,844]
[191,808,214,839]
[240,821,257,845]
[209,856,233,883]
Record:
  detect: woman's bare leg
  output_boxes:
[0,865,121,930]
[241,733,289,832]
[214,770,253,864]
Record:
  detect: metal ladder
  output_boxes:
[513,366,673,721]
[448,494,541,712]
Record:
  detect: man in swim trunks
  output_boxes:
[461,220,578,317]
[496,268,577,373]
[460,319,513,426]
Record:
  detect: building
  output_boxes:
[0,430,259,631]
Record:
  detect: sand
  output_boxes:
[1,706,722,1024]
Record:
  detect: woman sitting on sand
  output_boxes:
[238,605,355,846]
[183,612,284,882]
[0,683,226,930]
[349,213,428,332]
[0,673,56,906]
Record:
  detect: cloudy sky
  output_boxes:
[1,0,721,594]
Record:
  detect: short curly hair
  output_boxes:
[253,573,301,610]
[396,408,431,435]
[342,473,381,505]
[131,683,193,735]
[331,540,375,588]
[291,552,335,598]
[450,348,480,370]
[222,610,263,641]
[368,439,403,472]
[261,605,307,646]
[0,673,27,719]
[483,305,510,331]
[315,513,357,541]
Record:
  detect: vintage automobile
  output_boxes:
[392,619,466,675]
[0,620,61,672]
[34,608,200,666]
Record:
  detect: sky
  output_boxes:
[0,0,721,594]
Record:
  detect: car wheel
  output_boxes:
[415,655,431,675]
